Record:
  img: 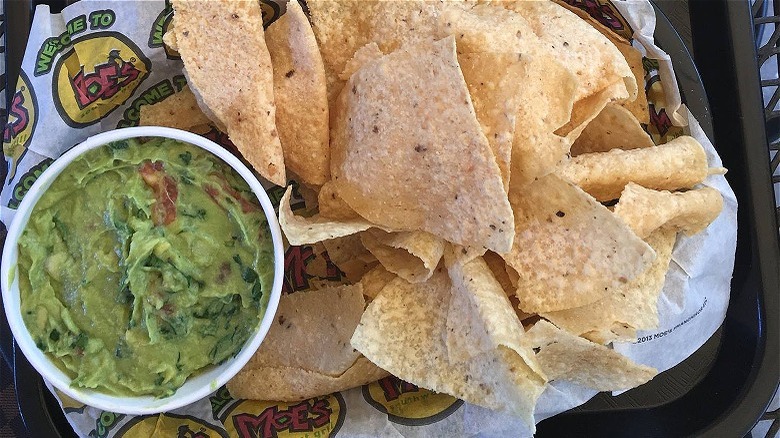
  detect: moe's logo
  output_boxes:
[113,413,227,438]
[223,394,345,438]
[363,376,463,426]
[53,32,150,127]
[3,71,38,178]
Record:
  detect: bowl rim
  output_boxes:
[0,126,285,414]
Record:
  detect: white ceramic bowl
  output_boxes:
[1,127,284,415]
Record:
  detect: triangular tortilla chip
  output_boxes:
[351,268,546,430]
[556,80,631,139]
[307,0,454,105]
[139,85,211,130]
[523,320,657,391]
[571,104,654,155]
[227,357,388,401]
[541,227,678,344]
[266,0,330,185]
[244,284,365,376]
[614,183,723,239]
[321,234,377,283]
[506,174,655,313]
[361,230,445,283]
[331,36,514,253]
[444,249,544,379]
[171,0,285,185]
[279,186,383,245]
[498,0,636,103]
[358,264,397,300]
[339,42,384,81]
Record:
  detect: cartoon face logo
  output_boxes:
[3,71,38,179]
[363,376,463,426]
[53,32,150,127]
[223,394,345,438]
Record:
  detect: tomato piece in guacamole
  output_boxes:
[17,137,274,397]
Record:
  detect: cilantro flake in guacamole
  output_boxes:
[17,137,274,397]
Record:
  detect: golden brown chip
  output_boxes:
[163,20,178,51]
[138,85,211,130]
[499,0,637,103]
[523,320,657,391]
[171,0,285,185]
[444,249,544,378]
[571,104,655,156]
[279,186,383,245]
[509,56,578,189]
[317,181,360,220]
[227,357,388,401]
[351,268,546,431]
[321,234,377,283]
[614,183,723,238]
[339,42,384,81]
[556,80,631,139]
[541,227,678,344]
[361,229,445,283]
[556,135,709,201]
[459,52,523,191]
[307,0,453,105]
[358,264,397,300]
[245,284,365,376]
[483,251,515,296]
[330,36,514,253]
[612,40,649,124]
[506,174,655,313]
[266,0,330,185]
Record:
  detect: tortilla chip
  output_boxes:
[318,181,360,220]
[499,0,637,103]
[483,251,515,296]
[321,234,377,282]
[163,20,178,51]
[340,42,384,81]
[138,85,211,130]
[614,183,723,238]
[571,104,654,156]
[358,264,397,300]
[506,173,655,313]
[612,40,649,124]
[444,250,544,376]
[279,186,382,245]
[330,36,514,253]
[171,0,285,185]
[266,0,330,185]
[351,269,546,430]
[556,80,631,140]
[307,0,459,105]
[523,320,657,391]
[557,135,709,201]
[550,1,649,123]
[245,284,364,376]
[542,227,678,344]
[361,229,445,283]
[227,357,389,401]
[509,56,578,190]
[459,52,522,191]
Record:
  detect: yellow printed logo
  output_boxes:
[363,376,463,425]
[114,413,227,438]
[3,70,37,179]
[53,31,150,127]
[223,394,345,438]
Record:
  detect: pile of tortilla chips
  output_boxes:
[144,0,725,432]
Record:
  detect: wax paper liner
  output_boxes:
[1,0,737,437]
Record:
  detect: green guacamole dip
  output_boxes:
[17,137,274,397]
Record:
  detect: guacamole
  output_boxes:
[17,137,274,397]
